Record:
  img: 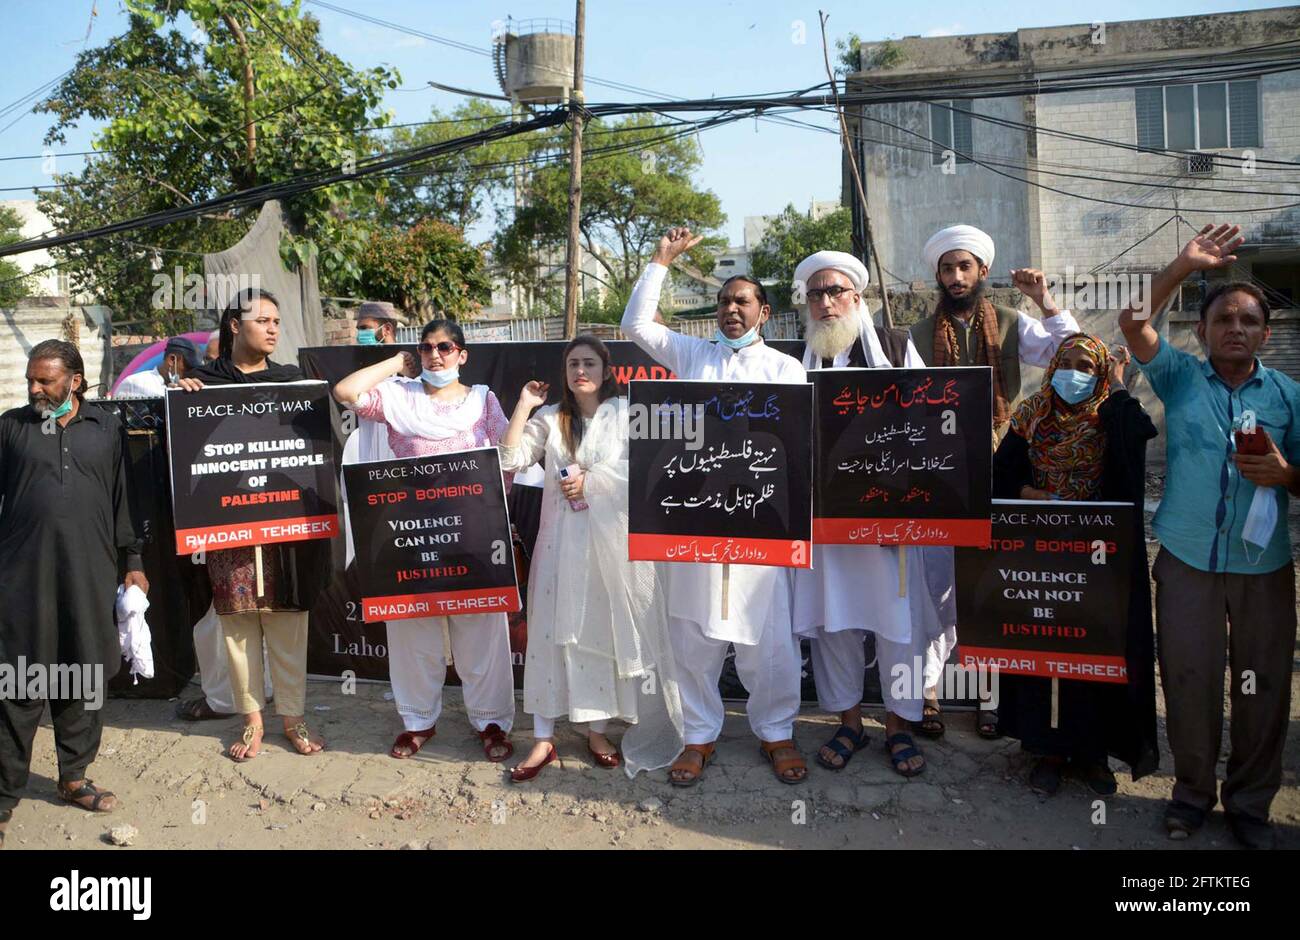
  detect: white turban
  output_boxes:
[792,250,869,301]
[923,224,995,274]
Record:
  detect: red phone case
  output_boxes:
[1235,429,1270,456]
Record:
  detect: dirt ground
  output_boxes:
[5,504,1299,852]
[2,662,1296,852]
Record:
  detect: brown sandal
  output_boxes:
[759,739,808,785]
[668,743,716,787]
[58,779,118,812]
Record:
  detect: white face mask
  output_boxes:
[421,366,459,388]
[1241,485,1278,565]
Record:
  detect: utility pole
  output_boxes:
[563,0,586,339]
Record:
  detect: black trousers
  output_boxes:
[0,694,103,811]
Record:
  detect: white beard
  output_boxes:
[803,309,862,361]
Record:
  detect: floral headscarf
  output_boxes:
[1008,333,1111,501]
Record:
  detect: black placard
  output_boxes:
[627,379,813,567]
[164,382,338,554]
[812,366,992,546]
[954,499,1134,683]
[343,447,519,621]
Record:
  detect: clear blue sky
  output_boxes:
[0,0,1284,244]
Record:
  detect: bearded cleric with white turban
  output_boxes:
[908,224,1081,743]
[789,249,939,777]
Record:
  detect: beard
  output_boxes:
[940,277,986,314]
[803,308,862,360]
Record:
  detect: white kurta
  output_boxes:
[113,369,167,398]
[621,262,806,646]
[340,380,397,566]
[499,406,639,724]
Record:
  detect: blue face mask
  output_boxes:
[1050,369,1097,405]
[42,388,74,420]
[715,324,760,350]
[356,328,380,346]
[421,367,459,388]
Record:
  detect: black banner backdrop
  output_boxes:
[954,499,1134,683]
[627,379,814,567]
[344,448,519,622]
[812,366,993,547]
[297,340,834,703]
[164,382,338,553]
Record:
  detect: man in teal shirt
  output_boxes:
[1121,223,1300,849]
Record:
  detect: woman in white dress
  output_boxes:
[499,336,683,781]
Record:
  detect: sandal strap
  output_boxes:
[761,740,807,774]
[821,726,864,760]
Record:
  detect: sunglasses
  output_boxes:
[418,341,460,355]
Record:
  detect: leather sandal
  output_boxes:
[759,739,808,785]
[58,779,118,812]
[817,725,867,771]
[477,723,514,763]
[390,725,436,759]
[668,743,715,787]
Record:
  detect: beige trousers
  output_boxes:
[222,611,308,717]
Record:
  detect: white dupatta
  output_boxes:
[550,397,685,776]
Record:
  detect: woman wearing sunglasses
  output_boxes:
[333,319,517,763]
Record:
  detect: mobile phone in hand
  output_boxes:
[558,464,589,511]
[1235,427,1271,456]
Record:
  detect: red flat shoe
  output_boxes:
[390,725,436,760]
[588,740,621,769]
[510,742,559,783]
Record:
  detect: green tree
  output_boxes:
[0,207,35,307]
[356,220,491,321]
[34,0,397,329]
[372,98,551,233]
[749,204,853,310]
[494,113,725,312]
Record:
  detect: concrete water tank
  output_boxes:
[493,18,575,104]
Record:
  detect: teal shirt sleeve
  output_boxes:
[1135,337,1196,401]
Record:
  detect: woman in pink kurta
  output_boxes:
[333,319,517,763]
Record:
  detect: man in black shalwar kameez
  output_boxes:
[0,340,147,846]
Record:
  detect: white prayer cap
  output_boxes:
[923,224,995,274]
[792,250,869,298]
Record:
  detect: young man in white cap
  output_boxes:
[621,227,809,787]
[910,224,1080,740]
[789,250,945,776]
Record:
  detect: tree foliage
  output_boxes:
[35,0,396,328]
[748,204,853,310]
[494,114,725,313]
[0,207,34,307]
[356,220,491,321]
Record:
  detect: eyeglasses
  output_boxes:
[418,341,459,355]
[806,286,854,303]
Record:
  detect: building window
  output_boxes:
[1135,80,1259,151]
[930,100,973,165]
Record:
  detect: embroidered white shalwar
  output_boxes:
[499,398,684,775]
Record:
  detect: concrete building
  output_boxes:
[846,7,1300,354]
[1,199,77,299]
